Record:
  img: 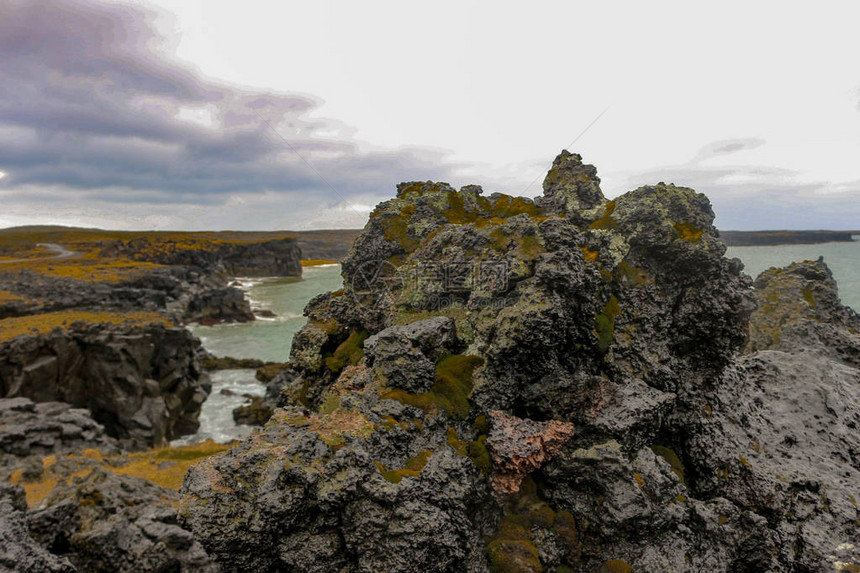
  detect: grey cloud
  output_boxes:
[0,0,459,204]
[690,138,767,163]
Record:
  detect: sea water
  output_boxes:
[189,264,345,363]
[179,241,859,444]
[173,264,343,445]
[727,238,860,311]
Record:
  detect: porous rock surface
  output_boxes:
[23,467,217,573]
[0,322,210,449]
[0,398,117,470]
[0,480,76,573]
[180,152,859,572]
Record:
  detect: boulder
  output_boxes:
[0,397,117,460]
[0,481,76,573]
[185,286,255,325]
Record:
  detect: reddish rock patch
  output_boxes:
[485,410,575,494]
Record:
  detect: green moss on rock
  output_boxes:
[673,221,704,242]
[597,559,633,573]
[485,477,580,571]
[375,450,434,483]
[651,445,686,483]
[323,329,368,373]
[594,295,622,353]
[590,200,618,231]
[487,538,542,573]
[802,285,816,309]
[383,354,484,419]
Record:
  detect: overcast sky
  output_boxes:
[0,0,858,231]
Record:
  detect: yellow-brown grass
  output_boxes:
[9,441,231,507]
[111,441,232,491]
[0,290,25,304]
[0,310,171,343]
[0,227,297,283]
[301,259,338,266]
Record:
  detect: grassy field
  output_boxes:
[0,226,303,283]
[0,310,172,343]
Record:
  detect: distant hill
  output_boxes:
[718,230,857,246]
[0,226,362,263]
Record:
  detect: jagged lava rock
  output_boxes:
[486,410,575,494]
[0,397,117,469]
[180,152,858,572]
[0,481,75,573]
[0,322,210,449]
[25,467,217,572]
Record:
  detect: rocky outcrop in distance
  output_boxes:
[179,151,859,572]
[0,229,304,326]
[0,322,209,449]
[0,265,254,326]
[292,229,363,262]
[100,234,303,277]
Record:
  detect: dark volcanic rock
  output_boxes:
[185,286,255,325]
[28,467,217,573]
[0,397,117,462]
[231,396,272,426]
[179,152,859,572]
[747,257,860,361]
[0,481,75,573]
[535,149,605,216]
[0,322,209,449]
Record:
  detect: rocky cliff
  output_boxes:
[0,321,209,449]
[102,234,302,277]
[0,229,303,327]
[178,152,859,571]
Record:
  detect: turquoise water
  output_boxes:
[171,369,265,446]
[175,264,343,445]
[190,264,344,362]
[727,238,860,311]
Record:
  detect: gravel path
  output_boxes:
[0,243,79,264]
